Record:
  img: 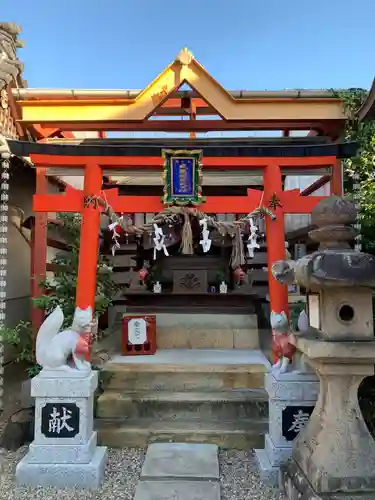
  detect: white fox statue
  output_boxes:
[36,305,92,377]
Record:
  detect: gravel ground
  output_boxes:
[0,447,286,500]
[0,446,145,500]
[0,365,286,499]
[220,449,285,500]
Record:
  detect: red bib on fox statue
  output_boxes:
[75,333,90,358]
[270,311,296,375]
[272,331,295,362]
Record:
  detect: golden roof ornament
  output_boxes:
[176,47,193,66]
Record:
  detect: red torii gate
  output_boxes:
[30,153,337,346]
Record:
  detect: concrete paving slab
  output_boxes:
[134,480,221,500]
[140,443,219,480]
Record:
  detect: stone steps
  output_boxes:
[96,417,267,450]
[101,361,267,392]
[96,389,268,421]
[96,349,269,449]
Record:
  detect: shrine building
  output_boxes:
[4,47,357,447]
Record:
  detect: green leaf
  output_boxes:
[4,211,120,375]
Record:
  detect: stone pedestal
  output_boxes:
[271,196,375,499]
[280,338,375,499]
[16,370,107,489]
[254,370,318,485]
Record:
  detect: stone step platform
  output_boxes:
[96,417,267,449]
[96,349,270,449]
[100,349,269,392]
[135,480,220,500]
[96,389,268,421]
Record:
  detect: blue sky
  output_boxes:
[2,0,375,91]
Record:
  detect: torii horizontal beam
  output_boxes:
[33,186,325,215]
[21,119,343,134]
[29,154,337,169]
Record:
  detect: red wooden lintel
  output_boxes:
[29,154,337,169]
[33,189,263,214]
[33,186,83,212]
[279,189,326,213]
[33,187,326,215]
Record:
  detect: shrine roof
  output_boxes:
[358,78,375,121]
[34,136,332,146]
[13,88,341,100]
[12,48,347,136]
[7,137,358,159]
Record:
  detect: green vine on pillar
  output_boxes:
[332,88,375,434]
[333,88,375,254]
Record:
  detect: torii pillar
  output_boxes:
[263,162,289,319]
[75,163,102,311]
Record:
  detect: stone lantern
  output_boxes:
[271,196,375,499]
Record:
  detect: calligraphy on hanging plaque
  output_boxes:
[41,403,80,438]
[162,149,203,205]
[282,405,314,441]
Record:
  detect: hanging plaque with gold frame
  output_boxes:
[162,149,204,205]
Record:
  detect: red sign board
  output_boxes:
[121,315,157,356]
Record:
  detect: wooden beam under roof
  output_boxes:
[100,170,263,186]
[20,119,343,135]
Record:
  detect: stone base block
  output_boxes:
[264,433,292,467]
[16,446,107,489]
[280,459,375,500]
[265,370,319,401]
[26,431,98,464]
[254,448,279,487]
[31,370,98,398]
[254,433,293,486]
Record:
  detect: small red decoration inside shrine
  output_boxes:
[122,315,157,356]
[138,268,149,281]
